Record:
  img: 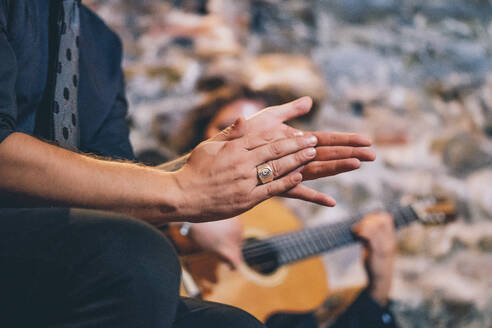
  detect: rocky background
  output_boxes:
[86,0,492,327]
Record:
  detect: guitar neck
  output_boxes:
[243,205,419,267]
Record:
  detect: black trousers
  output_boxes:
[0,208,265,328]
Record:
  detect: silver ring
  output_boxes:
[257,163,274,184]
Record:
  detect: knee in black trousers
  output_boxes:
[0,208,182,328]
[62,211,266,328]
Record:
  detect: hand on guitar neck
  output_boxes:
[352,213,396,306]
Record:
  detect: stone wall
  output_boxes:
[86,0,492,326]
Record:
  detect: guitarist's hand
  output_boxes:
[188,218,243,269]
[352,213,396,306]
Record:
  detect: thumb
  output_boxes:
[218,245,242,270]
[212,117,246,142]
[250,96,312,123]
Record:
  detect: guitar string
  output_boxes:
[240,203,414,262]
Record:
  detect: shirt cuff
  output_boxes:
[0,115,15,144]
[345,289,397,327]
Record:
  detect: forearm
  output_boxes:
[0,133,184,224]
[157,154,190,172]
[368,274,393,306]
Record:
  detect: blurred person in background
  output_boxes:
[0,1,376,328]
[171,99,399,328]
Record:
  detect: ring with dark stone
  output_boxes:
[257,163,274,184]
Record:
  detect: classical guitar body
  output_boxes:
[181,199,329,322]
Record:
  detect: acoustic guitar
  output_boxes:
[178,197,456,322]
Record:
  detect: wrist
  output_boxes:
[167,168,214,222]
[166,222,201,254]
[367,281,390,306]
[157,170,189,221]
[160,169,205,222]
[119,168,182,224]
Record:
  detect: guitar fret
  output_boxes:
[392,208,407,228]
[279,241,294,264]
[308,228,324,254]
[320,225,337,249]
[405,206,419,223]
[313,230,326,252]
[292,233,307,260]
[285,235,303,263]
[297,231,310,259]
[400,209,410,225]
[303,230,318,255]
[277,236,294,264]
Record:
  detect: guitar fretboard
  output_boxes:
[242,205,419,267]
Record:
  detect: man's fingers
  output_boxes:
[212,117,246,141]
[252,172,303,202]
[249,96,313,123]
[301,158,361,180]
[252,135,317,164]
[282,125,306,138]
[352,220,372,240]
[265,148,317,179]
[241,127,305,151]
[312,131,372,147]
[315,146,376,162]
[281,184,336,207]
[244,128,373,152]
[352,213,396,255]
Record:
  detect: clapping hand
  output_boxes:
[214,96,376,207]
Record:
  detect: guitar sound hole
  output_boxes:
[242,238,279,275]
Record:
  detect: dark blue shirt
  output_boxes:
[0,0,134,160]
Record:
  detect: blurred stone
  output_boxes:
[250,0,316,52]
[242,54,327,105]
[478,236,492,253]
[398,224,427,255]
[350,100,364,116]
[338,183,372,207]
[481,76,492,137]
[323,0,399,23]
[440,298,479,327]
[387,87,420,114]
[193,16,242,57]
[466,170,492,220]
[442,133,492,177]
[484,113,492,138]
